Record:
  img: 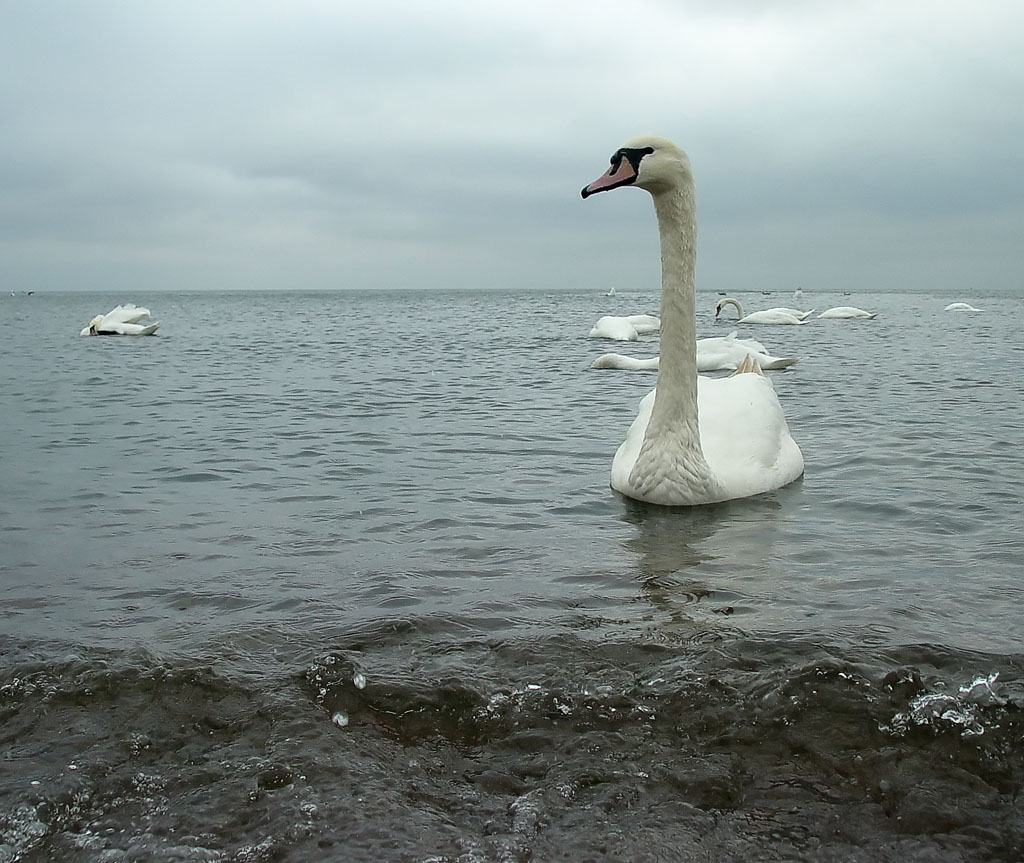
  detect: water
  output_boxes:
[2,287,1024,861]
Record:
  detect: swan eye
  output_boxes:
[619,146,655,171]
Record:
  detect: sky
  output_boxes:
[2,0,1023,295]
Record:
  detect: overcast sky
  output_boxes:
[2,1,1022,294]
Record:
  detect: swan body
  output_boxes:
[591,353,660,370]
[817,306,875,319]
[591,332,800,373]
[944,302,983,312]
[771,307,815,320]
[694,332,799,371]
[80,304,160,336]
[582,136,803,506]
[606,286,616,296]
[588,314,660,341]
[715,297,810,324]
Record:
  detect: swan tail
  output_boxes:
[733,354,764,376]
[760,356,800,370]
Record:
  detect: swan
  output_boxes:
[588,314,660,341]
[591,331,800,372]
[817,306,875,319]
[715,297,811,324]
[591,353,660,371]
[80,303,160,336]
[694,332,799,371]
[944,302,983,312]
[606,286,617,296]
[793,287,803,298]
[581,135,803,505]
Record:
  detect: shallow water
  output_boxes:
[2,287,1023,861]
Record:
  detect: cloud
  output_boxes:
[1,0,1022,293]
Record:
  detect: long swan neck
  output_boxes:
[625,175,722,504]
[650,184,698,433]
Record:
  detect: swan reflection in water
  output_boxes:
[618,491,795,629]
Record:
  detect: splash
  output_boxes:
[884,673,1006,738]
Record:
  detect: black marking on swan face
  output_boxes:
[581,146,654,198]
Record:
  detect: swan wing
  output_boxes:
[730,336,770,353]
[624,314,661,333]
[818,307,875,319]
[740,310,806,325]
[589,316,639,341]
[697,373,804,497]
[102,304,152,324]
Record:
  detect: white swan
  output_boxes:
[695,332,800,371]
[606,286,617,297]
[582,136,803,506]
[817,306,875,319]
[793,287,803,298]
[80,304,160,336]
[944,302,983,312]
[588,313,660,341]
[592,332,800,373]
[715,297,811,324]
[591,353,660,370]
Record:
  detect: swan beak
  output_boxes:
[581,158,638,198]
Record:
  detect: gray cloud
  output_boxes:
[2,0,1022,294]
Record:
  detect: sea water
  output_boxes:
[1,287,1023,861]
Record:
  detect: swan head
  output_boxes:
[80,315,103,336]
[714,297,739,319]
[581,135,691,199]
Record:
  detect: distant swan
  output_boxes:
[591,331,800,372]
[588,314,660,341]
[582,135,803,505]
[80,304,160,336]
[817,306,876,319]
[944,302,983,312]
[715,297,811,325]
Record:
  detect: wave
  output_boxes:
[3,631,1023,861]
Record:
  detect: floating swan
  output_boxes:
[588,314,660,341]
[715,297,811,324]
[591,332,800,373]
[591,353,660,371]
[817,306,875,319]
[80,303,160,336]
[944,302,983,312]
[606,286,617,296]
[793,287,803,298]
[694,332,800,371]
[582,135,803,505]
